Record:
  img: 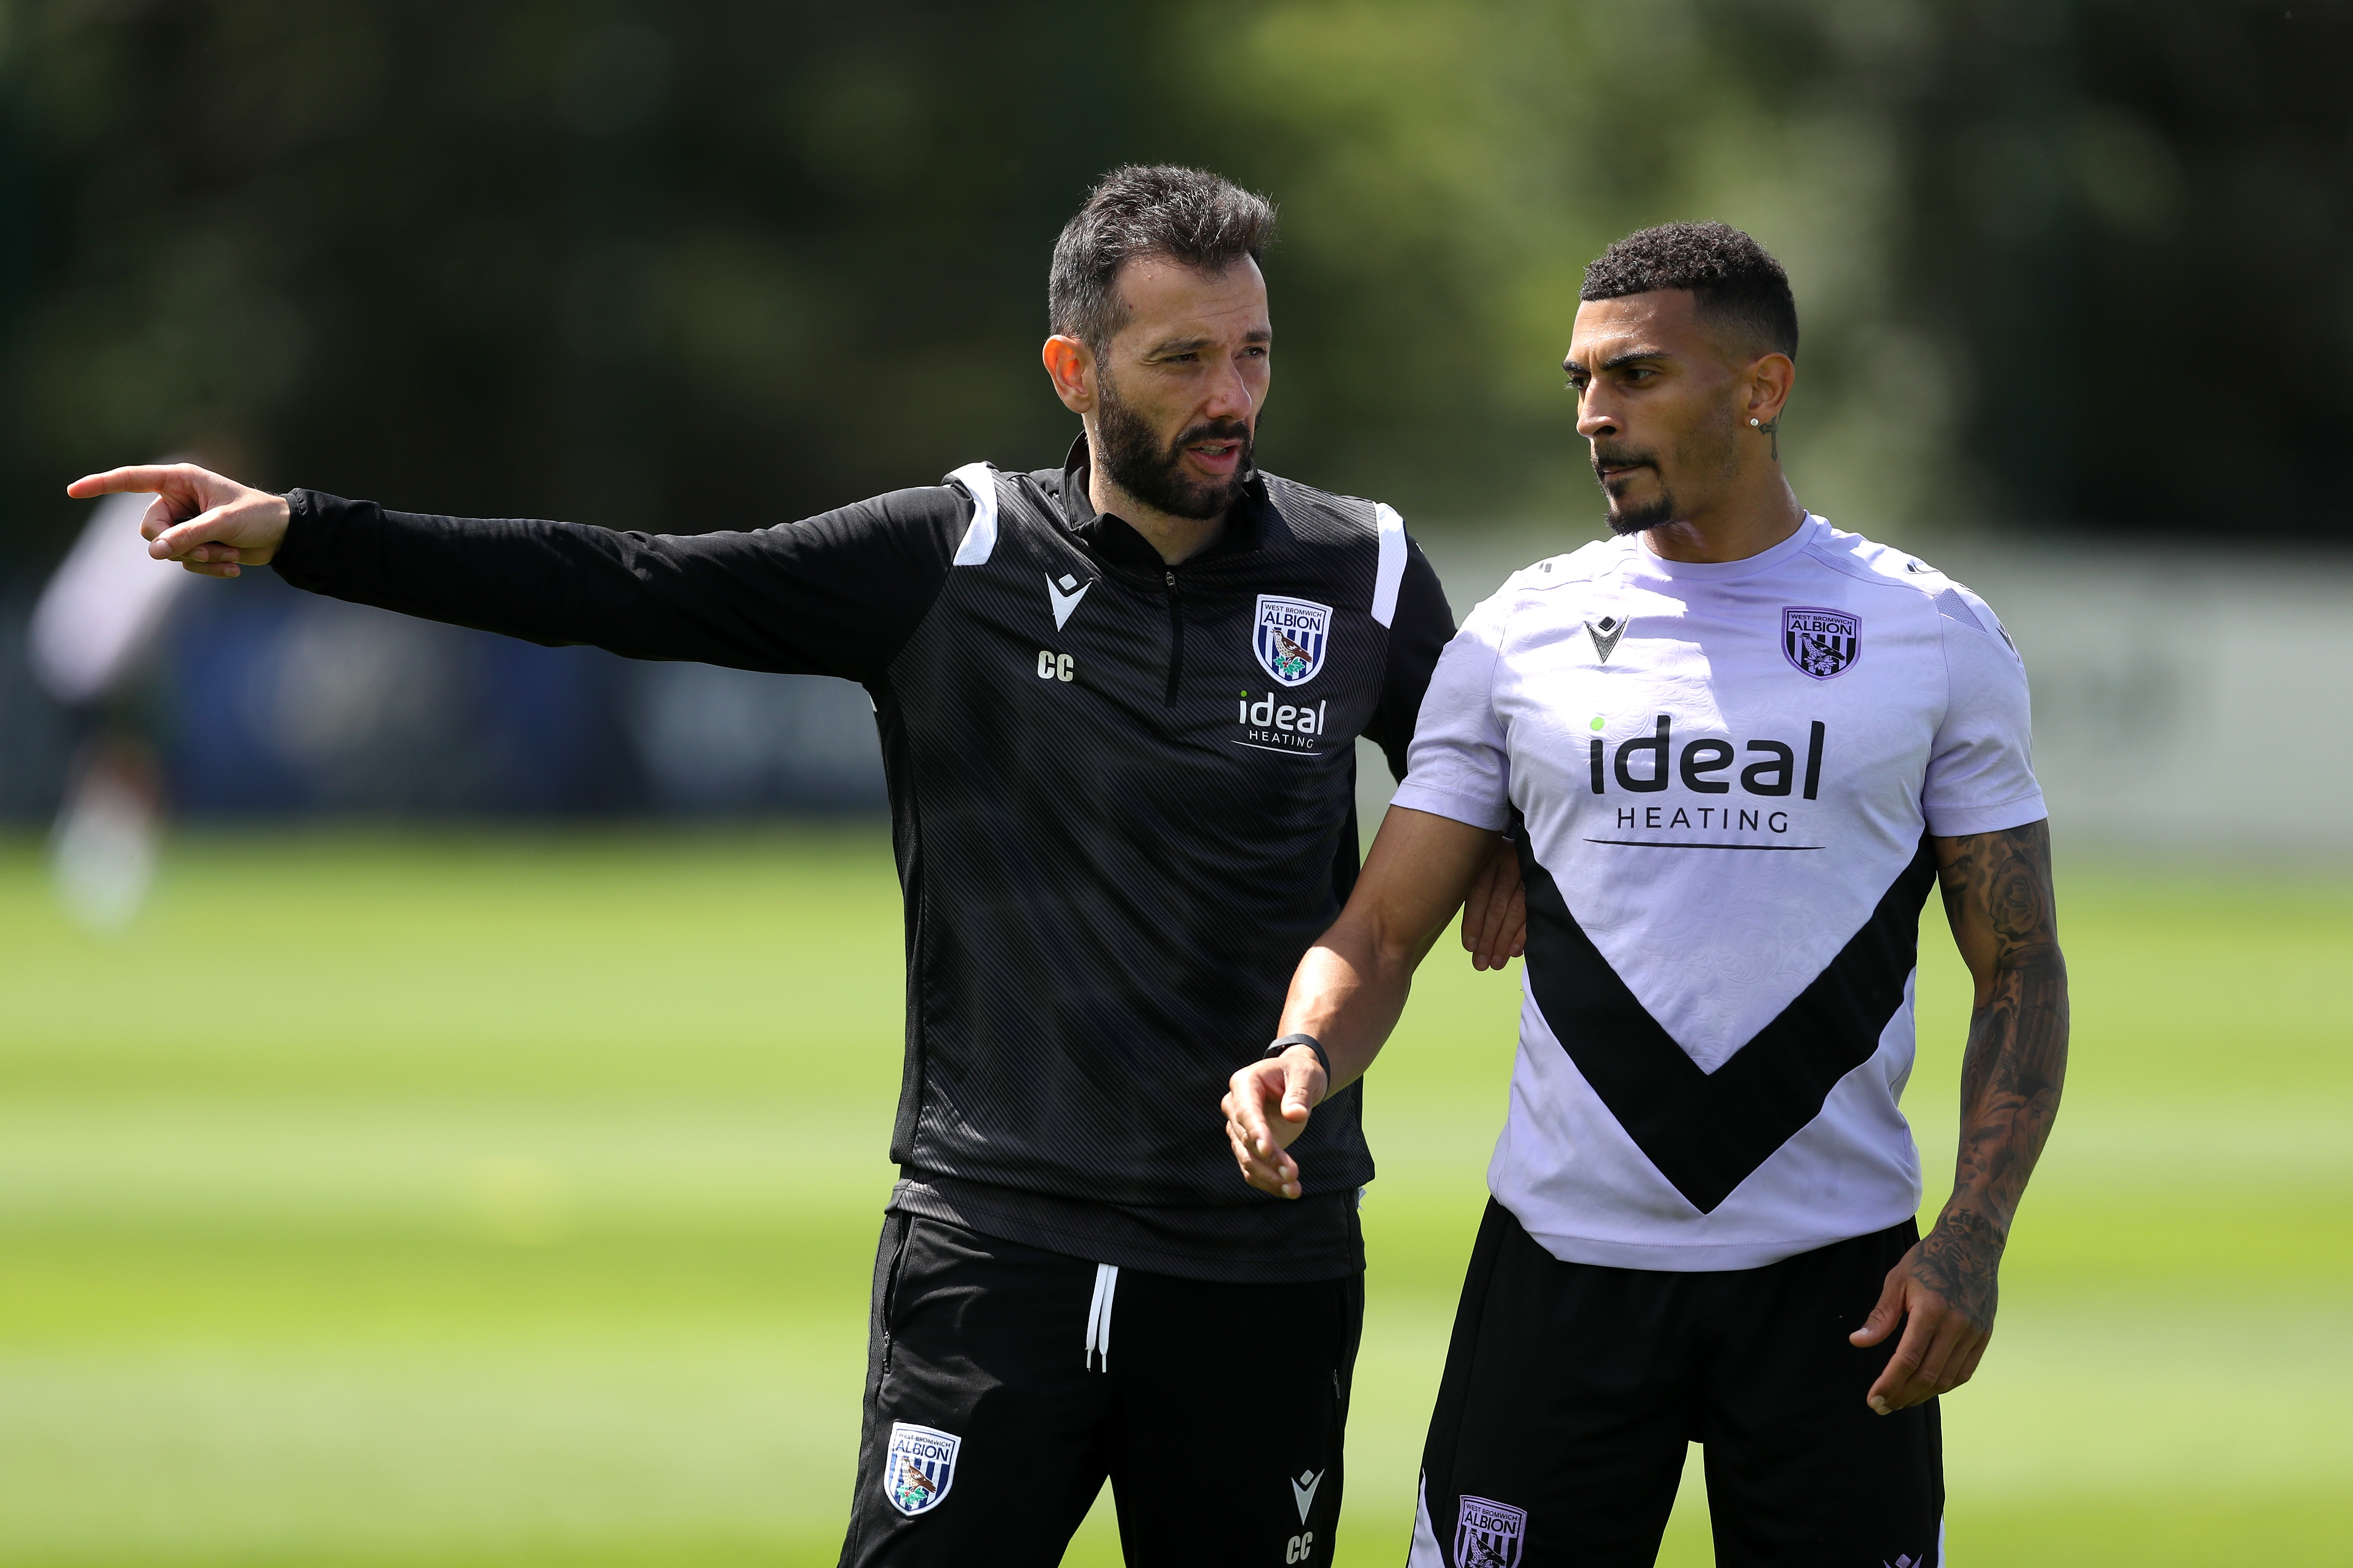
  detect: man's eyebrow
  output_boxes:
[1564,347,1677,375]
[1146,327,1272,356]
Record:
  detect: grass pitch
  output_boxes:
[0,827,2346,1565]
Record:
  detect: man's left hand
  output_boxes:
[1849,1221,1998,1414]
[1459,838,1526,971]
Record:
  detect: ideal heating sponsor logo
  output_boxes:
[1584,713,1827,849]
[1234,689,1329,756]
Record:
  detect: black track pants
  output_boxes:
[838,1214,1362,1568]
[1411,1200,1943,1568]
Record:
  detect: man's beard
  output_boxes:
[1592,414,1738,536]
[1593,445,1677,536]
[1096,369,1254,522]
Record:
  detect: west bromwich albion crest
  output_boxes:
[1254,594,1332,688]
[1454,1494,1526,1568]
[1782,605,1861,680]
[883,1421,961,1517]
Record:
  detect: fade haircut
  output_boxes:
[1580,221,1799,360]
[1049,165,1278,355]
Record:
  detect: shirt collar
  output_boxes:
[1625,514,1824,583]
[1057,432,1269,568]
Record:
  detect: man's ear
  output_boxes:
[1042,335,1096,414]
[1746,351,1796,428]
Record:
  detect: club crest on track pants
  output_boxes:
[838,1214,1363,1568]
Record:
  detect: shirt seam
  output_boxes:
[1925,792,2048,835]
[1801,542,1946,599]
[1391,780,1512,829]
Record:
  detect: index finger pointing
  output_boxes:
[67,465,188,500]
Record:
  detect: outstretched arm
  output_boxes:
[1852,819,2069,1412]
[1222,806,1500,1197]
[66,462,966,681]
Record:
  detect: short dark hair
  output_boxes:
[1580,222,1798,360]
[1049,165,1277,353]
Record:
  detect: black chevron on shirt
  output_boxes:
[1515,836,1938,1213]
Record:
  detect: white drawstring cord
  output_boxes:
[1097,1264,1118,1370]
[1083,1262,1119,1372]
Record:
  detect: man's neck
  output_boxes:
[1087,464,1227,566]
[1640,475,1808,564]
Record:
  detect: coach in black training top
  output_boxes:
[71,166,1490,1568]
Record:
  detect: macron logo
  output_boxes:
[1047,572,1093,630]
[1291,1469,1323,1524]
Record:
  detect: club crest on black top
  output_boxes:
[1254,594,1332,687]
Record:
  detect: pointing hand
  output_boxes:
[67,463,291,578]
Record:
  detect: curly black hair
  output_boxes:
[1580,222,1798,360]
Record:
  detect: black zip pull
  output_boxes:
[1162,570,1183,705]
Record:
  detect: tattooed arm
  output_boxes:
[1849,819,2070,1414]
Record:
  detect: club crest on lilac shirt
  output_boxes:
[1782,605,1861,679]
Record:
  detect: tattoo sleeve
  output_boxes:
[1920,820,2069,1327]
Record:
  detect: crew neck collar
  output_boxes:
[1627,514,1822,582]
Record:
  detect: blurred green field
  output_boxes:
[1,828,2347,1566]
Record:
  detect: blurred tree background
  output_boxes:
[1,0,2347,568]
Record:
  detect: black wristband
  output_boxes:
[1262,1032,1330,1081]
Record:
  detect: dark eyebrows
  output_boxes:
[1564,346,1677,377]
[1145,326,1272,358]
[1603,347,1673,371]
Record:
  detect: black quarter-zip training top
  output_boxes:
[272,438,1455,1281]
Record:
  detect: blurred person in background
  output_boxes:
[1225,223,2068,1568]
[29,475,200,932]
[69,164,1526,1568]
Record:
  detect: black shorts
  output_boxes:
[1411,1200,1942,1568]
[838,1213,1363,1567]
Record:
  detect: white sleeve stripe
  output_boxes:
[1371,502,1407,627]
[948,462,998,566]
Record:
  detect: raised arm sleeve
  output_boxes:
[1362,538,1455,781]
[269,482,976,684]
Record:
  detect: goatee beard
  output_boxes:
[1591,463,1685,536]
[1603,482,1678,536]
[1595,455,1676,537]
[1096,371,1253,522]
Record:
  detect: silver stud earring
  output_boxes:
[1749,417,1761,428]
